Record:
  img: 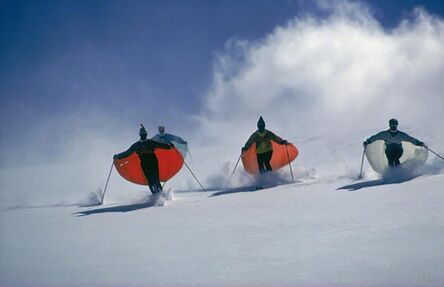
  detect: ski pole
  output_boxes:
[285,144,294,182]
[171,146,204,190]
[426,146,444,161]
[358,147,366,179]
[183,160,205,191]
[186,145,196,168]
[100,161,114,204]
[229,153,242,181]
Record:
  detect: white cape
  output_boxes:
[365,140,428,174]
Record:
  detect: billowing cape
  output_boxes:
[365,140,428,174]
[242,142,299,175]
[114,147,184,185]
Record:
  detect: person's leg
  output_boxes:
[264,151,273,172]
[393,146,403,166]
[257,153,266,174]
[385,148,395,167]
[146,154,161,193]
[140,154,161,194]
[140,156,157,193]
[385,150,394,167]
[385,144,403,167]
[151,155,162,192]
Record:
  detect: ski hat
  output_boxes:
[257,116,266,128]
[158,125,165,134]
[389,118,398,129]
[139,124,148,136]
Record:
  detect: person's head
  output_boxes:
[257,116,266,132]
[389,118,398,131]
[158,125,165,135]
[139,124,148,140]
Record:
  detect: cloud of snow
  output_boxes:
[192,1,444,185]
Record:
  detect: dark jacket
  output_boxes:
[115,139,172,160]
[366,130,422,146]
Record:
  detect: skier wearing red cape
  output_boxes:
[242,116,291,174]
[113,124,174,194]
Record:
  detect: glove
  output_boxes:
[113,154,118,160]
[281,140,288,145]
[416,141,425,147]
[363,140,369,148]
[241,147,247,153]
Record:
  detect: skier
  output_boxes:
[151,125,188,158]
[151,125,187,145]
[363,118,425,167]
[242,116,288,174]
[114,124,174,194]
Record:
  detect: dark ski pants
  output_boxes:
[257,151,273,174]
[385,143,403,167]
[139,153,162,194]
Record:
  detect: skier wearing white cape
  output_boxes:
[363,119,425,167]
[151,126,188,158]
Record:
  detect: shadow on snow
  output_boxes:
[209,186,263,197]
[74,202,156,216]
[338,161,444,191]
[337,174,419,191]
[209,181,297,197]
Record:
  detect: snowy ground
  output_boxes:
[1,171,444,287]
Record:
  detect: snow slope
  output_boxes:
[2,3,444,286]
[1,172,443,287]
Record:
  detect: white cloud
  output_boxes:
[194,1,444,181]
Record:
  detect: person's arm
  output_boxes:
[366,131,387,144]
[114,143,137,160]
[364,131,386,147]
[243,133,257,151]
[267,130,286,144]
[398,132,424,146]
[167,134,187,144]
[176,136,187,144]
[152,140,173,150]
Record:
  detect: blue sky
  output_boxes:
[1,0,443,166]
[1,1,304,128]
